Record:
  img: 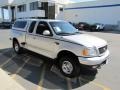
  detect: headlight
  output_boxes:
[81,47,98,57]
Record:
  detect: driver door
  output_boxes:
[31,21,59,58]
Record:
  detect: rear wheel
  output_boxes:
[13,40,22,54]
[59,55,80,78]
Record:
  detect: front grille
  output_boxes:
[99,45,107,54]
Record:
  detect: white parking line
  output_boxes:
[0,54,17,68]
[11,57,31,79]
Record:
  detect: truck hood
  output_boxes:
[62,34,107,48]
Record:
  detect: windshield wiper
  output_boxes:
[57,32,72,35]
[72,31,81,35]
[57,32,81,36]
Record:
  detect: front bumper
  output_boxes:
[78,50,110,66]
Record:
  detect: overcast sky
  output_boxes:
[71,0,96,2]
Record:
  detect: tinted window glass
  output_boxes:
[28,21,36,33]
[14,21,27,29]
[36,22,51,35]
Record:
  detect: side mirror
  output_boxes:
[43,30,51,36]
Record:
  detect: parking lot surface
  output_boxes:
[0,29,120,90]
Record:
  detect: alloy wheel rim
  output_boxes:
[14,43,19,52]
[62,61,73,74]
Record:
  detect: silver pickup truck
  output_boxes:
[10,19,109,78]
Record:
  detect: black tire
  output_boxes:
[59,55,80,78]
[13,40,22,54]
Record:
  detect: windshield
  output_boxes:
[49,21,80,35]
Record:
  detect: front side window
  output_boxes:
[17,4,26,12]
[14,21,27,29]
[50,21,80,36]
[36,22,52,36]
[28,21,36,33]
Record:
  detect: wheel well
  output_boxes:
[13,38,18,45]
[57,50,78,60]
[13,38,18,42]
[56,50,80,66]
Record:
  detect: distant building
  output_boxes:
[1,0,119,30]
[64,0,120,26]
[0,0,72,22]
[0,18,2,23]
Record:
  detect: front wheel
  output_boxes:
[59,56,80,78]
[13,40,22,54]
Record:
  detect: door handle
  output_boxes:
[54,42,59,45]
[33,37,36,39]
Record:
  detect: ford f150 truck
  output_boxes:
[10,19,110,78]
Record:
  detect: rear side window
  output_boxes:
[14,21,27,29]
[28,21,36,33]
